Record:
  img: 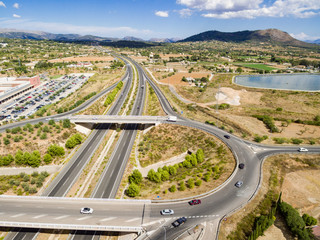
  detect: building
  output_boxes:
[0,75,40,104]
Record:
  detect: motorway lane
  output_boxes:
[5,58,133,240]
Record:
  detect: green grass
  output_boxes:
[238,63,277,71]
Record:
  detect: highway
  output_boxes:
[1,50,319,240]
[5,56,134,240]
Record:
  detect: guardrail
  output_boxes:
[0,221,142,232]
[0,195,151,204]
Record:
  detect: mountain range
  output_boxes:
[0,28,318,46]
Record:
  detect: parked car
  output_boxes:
[235,181,243,188]
[80,207,93,214]
[160,209,174,215]
[238,163,245,169]
[172,217,187,227]
[188,199,201,205]
[298,147,308,152]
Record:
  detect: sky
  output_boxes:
[0,0,319,41]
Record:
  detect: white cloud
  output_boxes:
[13,14,21,18]
[177,8,193,17]
[0,1,6,8]
[155,11,169,17]
[13,3,19,9]
[0,19,154,38]
[177,0,320,19]
[290,32,320,41]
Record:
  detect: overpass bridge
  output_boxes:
[0,196,148,233]
[70,115,173,124]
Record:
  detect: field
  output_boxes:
[237,63,277,71]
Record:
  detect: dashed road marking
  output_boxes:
[33,214,47,219]
[54,215,69,220]
[100,217,117,222]
[125,218,140,223]
[77,216,92,221]
[11,213,25,218]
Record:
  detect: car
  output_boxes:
[172,217,187,227]
[239,163,245,169]
[80,207,93,214]
[224,135,230,139]
[188,199,201,205]
[160,209,174,215]
[298,147,308,152]
[235,181,243,188]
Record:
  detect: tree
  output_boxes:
[128,169,142,185]
[47,144,65,157]
[168,166,177,175]
[187,178,195,189]
[15,150,24,165]
[302,213,317,226]
[169,185,176,192]
[196,149,204,163]
[126,183,140,197]
[62,119,71,128]
[43,154,52,165]
[161,171,170,181]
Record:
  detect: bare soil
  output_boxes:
[48,56,115,63]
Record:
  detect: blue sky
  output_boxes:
[0,0,319,40]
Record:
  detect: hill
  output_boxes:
[179,29,313,47]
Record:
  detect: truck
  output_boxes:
[167,116,177,122]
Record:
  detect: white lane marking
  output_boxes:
[0,212,4,215]
[54,215,69,220]
[11,213,25,218]
[33,214,47,219]
[77,216,92,221]
[125,218,140,223]
[100,217,117,222]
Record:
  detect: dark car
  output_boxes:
[188,199,201,205]
[239,163,245,169]
[224,135,230,139]
[172,217,187,227]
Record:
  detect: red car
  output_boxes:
[188,199,201,205]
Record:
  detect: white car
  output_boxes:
[80,207,93,214]
[160,209,174,215]
[298,147,308,152]
[235,181,243,188]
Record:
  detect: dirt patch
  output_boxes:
[281,170,320,219]
[159,72,211,86]
[49,56,115,63]
[257,225,286,240]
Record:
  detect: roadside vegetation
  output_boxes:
[126,124,234,199]
[0,171,50,195]
[220,154,320,240]
[0,119,82,165]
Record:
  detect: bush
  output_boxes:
[187,178,195,189]
[195,179,202,186]
[302,213,317,226]
[48,144,65,157]
[169,185,176,192]
[291,138,303,145]
[43,154,53,164]
[179,181,186,191]
[62,119,71,128]
[126,183,140,197]
[128,169,142,185]
[65,133,83,149]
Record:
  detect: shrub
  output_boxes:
[126,183,140,197]
[187,178,195,189]
[195,179,202,186]
[169,185,176,192]
[65,133,83,149]
[291,138,303,145]
[43,154,52,164]
[179,181,186,191]
[47,144,65,157]
[128,169,142,185]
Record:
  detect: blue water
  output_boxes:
[234,74,320,91]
